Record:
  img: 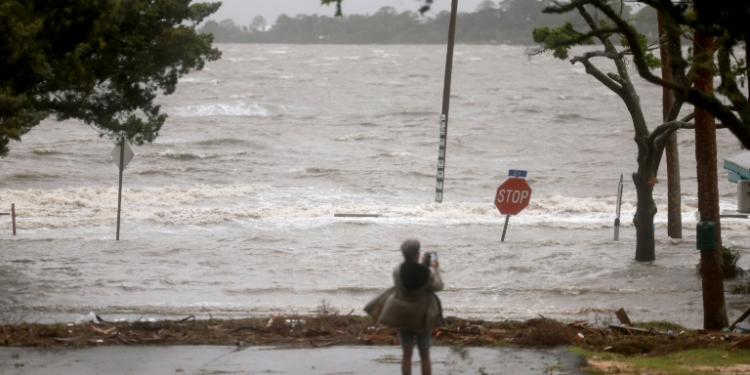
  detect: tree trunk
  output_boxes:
[572,3,657,262]
[694,10,728,330]
[658,11,682,239]
[633,166,656,262]
[665,134,681,236]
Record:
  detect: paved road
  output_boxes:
[1,345,586,375]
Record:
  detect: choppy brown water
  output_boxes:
[0,44,747,327]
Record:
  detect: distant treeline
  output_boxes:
[200,0,657,45]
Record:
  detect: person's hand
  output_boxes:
[432,259,439,271]
[421,253,430,266]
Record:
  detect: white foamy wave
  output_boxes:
[177,77,203,84]
[288,167,342,175]
[230,93,257,99]
[139,150,220,160]
[46,137,98,147]
[225,57,267,62]
[133,165,193,175]
[325,56,361,61]
[378,151,412,157]
[131,184,273,206]
[172,102,269,117]
[31,149,62,155]
[126,201,616,226]
[4,192,747,231]
[193,138,248,146]
[525,195,621,215]
[334,133,371,141]
[0,184,274,227]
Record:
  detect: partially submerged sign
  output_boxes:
[111,141,134,171]
[495,170,533,242]
[495,177,532,216]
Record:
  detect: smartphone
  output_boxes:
[429,252,437,262]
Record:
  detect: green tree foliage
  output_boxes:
[698,246,745,280]
[532,22,594,59]
[540,0,750,149]
[0,0,222,157]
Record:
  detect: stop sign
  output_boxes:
[494,178,532,215]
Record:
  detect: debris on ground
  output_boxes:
[2,309,750,356]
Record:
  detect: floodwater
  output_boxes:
[1,44,748,328]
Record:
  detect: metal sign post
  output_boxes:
[614,174,624,241]
[501,214,511,242]
[1,204,15,235]
[111,137,134,240]
[435,0,459,203]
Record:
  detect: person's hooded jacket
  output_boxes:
[364,261,444,333]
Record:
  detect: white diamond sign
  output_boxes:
[111,141,134,171]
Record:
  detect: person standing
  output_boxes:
[365,239,444,375]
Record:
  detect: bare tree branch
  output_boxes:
[570,54,625,94]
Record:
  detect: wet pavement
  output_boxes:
[0,345,586,374]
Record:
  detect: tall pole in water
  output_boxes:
[435,0,459,203]
[116,136,125,241]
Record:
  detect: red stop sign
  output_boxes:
[494,178,532,215]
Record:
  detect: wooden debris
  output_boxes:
[697,330,749,338]
[229,326,269,334]
[52,336,81,343]
[729,335,750,350]
[615,308,632,326]
[609,324,652,335]
[85,322,116,335]
[730,306,750,330]
[3,313,747,355]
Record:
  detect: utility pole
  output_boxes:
[434,0,458,203]
[658,11,682,239]
[694,4,728,330]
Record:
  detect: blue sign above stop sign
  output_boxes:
[494,178,532,215]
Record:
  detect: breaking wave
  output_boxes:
[31,149,62,155]
[172,102,269,117]
[4,192,745,231]
[334,133,371,141]
[139,150,220,160]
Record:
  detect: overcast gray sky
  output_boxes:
[205,0,487,27]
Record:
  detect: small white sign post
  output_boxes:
[111,138,134,240]
[614,174,624,241]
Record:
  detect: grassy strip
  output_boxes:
[573,347,750,375]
